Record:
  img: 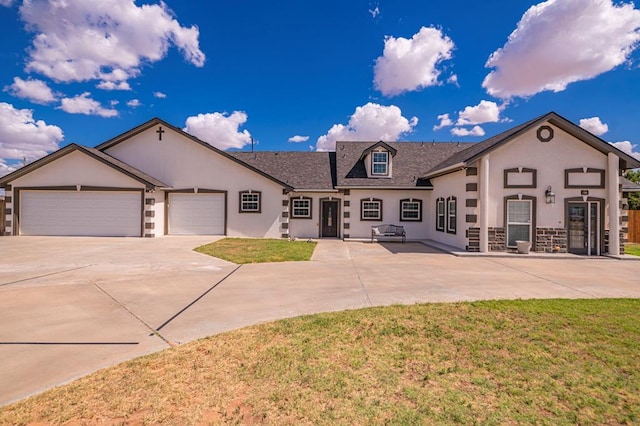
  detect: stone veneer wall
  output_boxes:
[281,198,290,239]
[486,226,568,253]
[3,184,11,236]
[488,227,505,251]
[535,227,567,253]
[466,227,480,252]
[604,230,626,255]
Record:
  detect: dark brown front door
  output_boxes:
[320,200,339,238]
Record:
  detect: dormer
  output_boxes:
[360,141,397,178]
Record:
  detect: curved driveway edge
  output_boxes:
[1,237,639,406]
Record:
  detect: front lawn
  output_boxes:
[625,243,640,256]
[195,238,317,263]
[2,299,639,424]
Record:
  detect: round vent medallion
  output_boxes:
[536,125,554,142]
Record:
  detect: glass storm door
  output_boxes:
[568,202,599,255]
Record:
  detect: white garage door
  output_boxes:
[20,190,142,237]
[168,193,225,235]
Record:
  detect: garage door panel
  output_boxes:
[168,193,224,235]
[20,190,142,237]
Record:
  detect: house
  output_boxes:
[1,111,638,256]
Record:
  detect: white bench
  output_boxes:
[371,224,406,243]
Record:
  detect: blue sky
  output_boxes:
[1,0,640,175]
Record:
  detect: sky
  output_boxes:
[1,0,640,176]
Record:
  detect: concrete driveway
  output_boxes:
[1,237,639,406]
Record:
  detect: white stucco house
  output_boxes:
[1,111,638,255]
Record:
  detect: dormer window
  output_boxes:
[360,141,396,178]
[371,151,389,176]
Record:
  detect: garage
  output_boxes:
[19,190,143,237]
[168,192,225,235]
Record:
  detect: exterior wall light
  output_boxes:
[545,186,555,204]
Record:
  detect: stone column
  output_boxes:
[608,152,620,255]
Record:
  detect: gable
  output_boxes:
[489,122,607,170]
[99,118,292,191]
[102,123,290,190]
[0,144,166,189]
[6,149,147,188]
[424,112,640,178]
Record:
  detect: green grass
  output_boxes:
[2,299,639,425]
[625,243,640,256]
[195,238,317,264]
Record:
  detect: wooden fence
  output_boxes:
[629,210,640,243]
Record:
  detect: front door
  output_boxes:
[568,202,599,255]
[320,200,339,238]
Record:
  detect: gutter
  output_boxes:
[290,189,340,193]
[335,186,433,190]
[421,162,466,180]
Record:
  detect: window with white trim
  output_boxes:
[239,191,261,213]
[400,199,422,221]
[436,197,445,232]
[291,197,312,218]
[506,199,532,247]
[447,196,457,234]
[371,151,389,176]
[361,198,382,221]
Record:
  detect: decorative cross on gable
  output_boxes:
[156,126,165,141]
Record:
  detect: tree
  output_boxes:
[624,169,640,210]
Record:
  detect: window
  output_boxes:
[506,199,531,247]
[447,196,457,234]
[371,151,389,176]
[239,191,261,213]
[400,199,422,221]
[436,197,445,232]
[361,198,382,221]
[291,197,312,218]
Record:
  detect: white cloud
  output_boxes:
[483,0,640,99]
[0,159,17,177]
[451,126,485,137]
[288,135,309,143]
[127,99,141,108]
[0,0,14,6]
[316,103,418,151]
[97,81,131,91]
[610,141,640,160]
[59,92,118,117]
[154,91,167,99]
[0,102,63,164]
[433,113,453,131]
[4,77,56,104]
[18,0,205,88]
[456,100,502,125]
[184,111,252,150]
[579,117,609,136]
[374,26,456,96]
[369,5,380,18]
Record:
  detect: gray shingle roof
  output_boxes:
[621,176,640,192]
[335,141,472,187]
[229,151,336,190]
